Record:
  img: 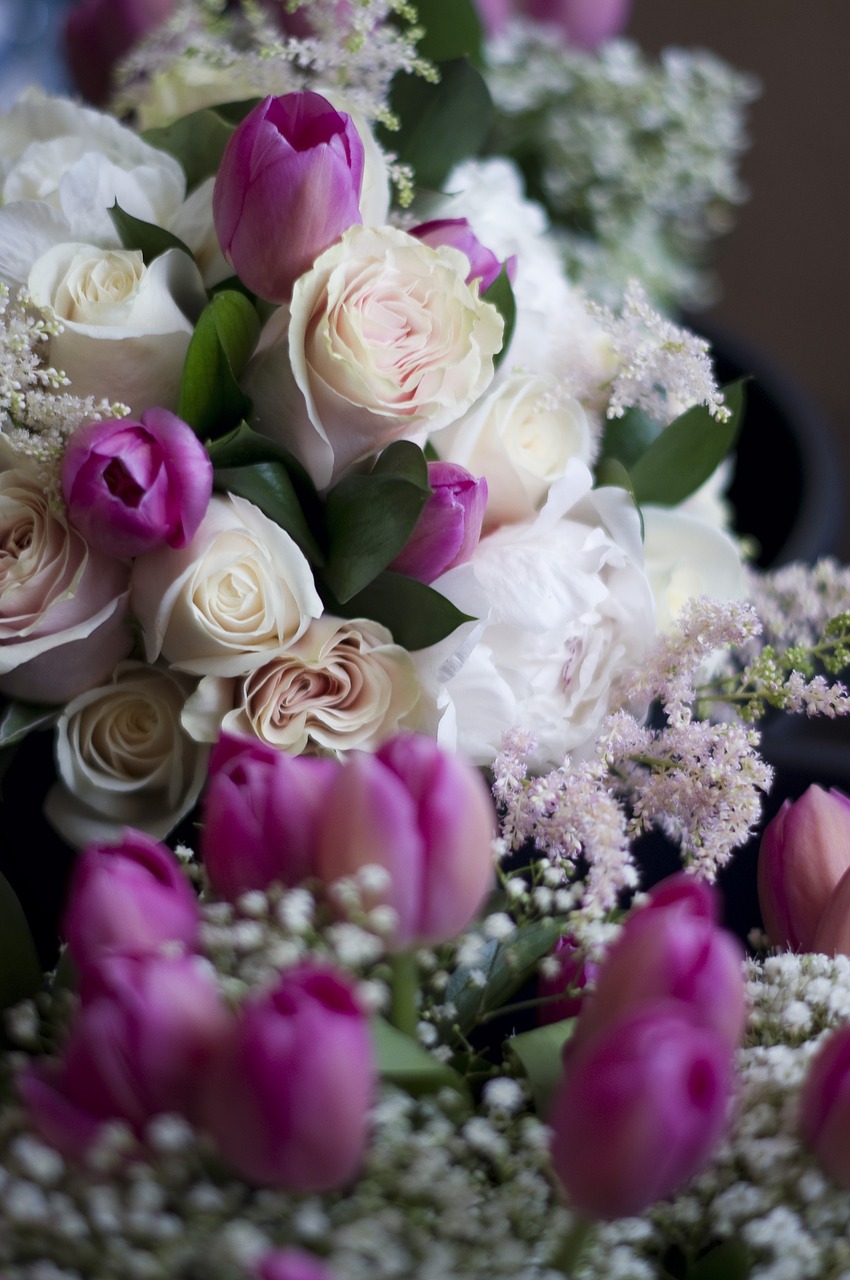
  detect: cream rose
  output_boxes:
[0,470,131,704]
[131,493,323,677]
[244,224,504,490]
[27,242,205,415]
[182,615,421,755]
[433,371,596,529]
[43,660,208,848]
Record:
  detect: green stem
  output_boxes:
[549,1215,595,1275]
[389,950,418,1039]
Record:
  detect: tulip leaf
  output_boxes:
[322,442,432,602]
[332,570,472,649]
[410,0,484,64]
[0,869,43,1015]
[482,266,516,370]
[108,202,194,266]
[507,1019,575,1117]
[687,1241,752,1280]
[628,379,747,508]
[179,291,260,439]
[142,102,258,191]
[0,700,60,750]
[384,59,493,191]
[446,917,565,1036]
[372,1016,470,1099]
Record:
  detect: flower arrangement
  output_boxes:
[1,2,849,1278]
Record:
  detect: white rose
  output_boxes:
[423,459,656,771]
[433,371,595,529]
[27,243,205,414]
[0,469,131,704]
[134,65,265,131]
[131,493,323,677]
[182,615,422,755]
[244,224,504,490]
[642,504,747,634]
[43,660,209,848]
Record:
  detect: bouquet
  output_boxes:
[0,2,849,1277]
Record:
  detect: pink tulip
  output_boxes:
[550,1002,733,1219]
[757,786,850,951]
[199,964,373,1190]
[537,936,597,1025]
[62,830,200,970]
[411,219,515,294]
[813,862,850,956]
[62,410,213,559]
[21,952,231,1159]
[200,733,337,901]
[213,92,365,303]
[64,0,177,105]
[389,462,488,584]
[315,733,496,948]
[256,1250,339,1280]
[800,1023,850,1187]
[475,0,631,45]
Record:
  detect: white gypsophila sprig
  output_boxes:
[745,559,850,652]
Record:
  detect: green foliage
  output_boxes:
[410,0,484,64]
[108,203,193,265]
[373,1016,469,1098]
[445,917,565,1037]
[482,265,516,370]
[0,870,42,1016]
[179,291,260,439]
[383,59,494,191]
[142,101,260,191]
[331,571,472,650]
[0,700,60,750]
[507,1018,575,1115]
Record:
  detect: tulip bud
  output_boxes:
[200,733,338,901]
[256,1250,339,1280]
[800,1023,850,1187]
[199,964,374,1190]
[757,786,850,951]
[411,219,515,294]
[812,862,850,957]
[213,92,365,303]
[65,0,177,105]
[389,462,488,584]
[537,935,597,1025]
[550,1002,733,1219]
[522,0,632,48]
[62,829,200,970]
[315,733,496,947]
[62,409,213,559]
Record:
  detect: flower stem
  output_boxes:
[549,1215,595,1275]
[389,950,418,1038]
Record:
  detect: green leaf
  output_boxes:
[507,1019,575,1116]
[446,917,565,1036]
[335,571,472,649]
[372,1016,469,1098]
[384,60,493,191]
[142,102,259,191]
[0,700,60,750]
[0,870,43,1014]
[593,458,644,538]
[411,0,483,63]
[214,464,324,566]
[628,379,747,508]
[687,1241,752,1280]
[598,406,663,470]
[482,265,516,370]
[178,291,260,439]
[322,441,431,602]
[108,202,193,265]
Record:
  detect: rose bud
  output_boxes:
[389,462,488,584]
[61,409,213,559]
[410,219,515,293]
[315,733,496,948]
[537,935,597,1025]
[255,1250,338,1280]
[572,873,747,1056]
[199,964,374,1190]
[213,91,365,303]
[757,786,850,951]
[62,829,200,970]
[65,0,177,105]
[20,952,231,1159]
[550,1003,734,1219]
[800,1023,850,1187]
[200,733,338,901]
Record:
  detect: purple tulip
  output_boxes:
[61,409,213,559]
[199,964,374,1189]
[213,92,365,303]
[21,951,231,1159]
[757,786,850,952]
[474,0,631,46]
[550,1002,733,1219]
[389,462,488,584]
[200,733,338,901]
[800,1023,850,1187]
[410,219,515,294]
[62,830,200,970]
[537,936,597,1025]
[315,733,496,948]
[256,1250,338,1280]
[64,0,177,105]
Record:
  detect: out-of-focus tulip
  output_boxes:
[550,1002,734,1219]
[813,862,850,956]
[64,0,178,105]
[757,786,850,952]
[61,410,213,559]
[199,964,373,1190]
[315,733,496,948]
[475,0,631,46]
[256,1249,339,1280]
[537,935,597,1025]
[572,873,747,1055]
[199,733,337,901]
[213,92,365,303]
[800,1023,850,1187]
[411,219,514,294]
[389,462,488,584]
[62,829,200,970]
[21,952,231,1159]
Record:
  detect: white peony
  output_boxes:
[642,503,747,634]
